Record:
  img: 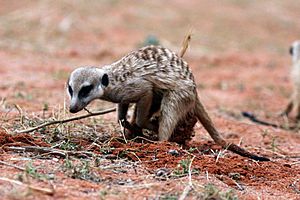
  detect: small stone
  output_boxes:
[156,168,170,177]
[283,163,291,168]
[48,173,55,180]
[168,149,179,156]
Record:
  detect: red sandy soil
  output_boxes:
[1,1,300,199]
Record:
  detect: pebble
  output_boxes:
[168,149,179,156]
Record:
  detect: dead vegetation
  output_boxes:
[1,106,300,199]
[1,1,300,199]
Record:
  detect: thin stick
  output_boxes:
[233,179,244,191]
[14,104,25,128]
[0,177,54,195]
[130,136,158,143]
[205,170,209,181]
[215,149,226,163]
[0,160,25,171]
[128,151,142,162]
[5,146,95,158]
[17,107,116,133]
[290,179,300,194]
[291,161,300,165]
[178,156,195,200]
[188,156,196,186]
[84,108,93,114]
[119,120,128,144]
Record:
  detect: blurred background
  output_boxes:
[0,0,300,113]
[1,0,300,55]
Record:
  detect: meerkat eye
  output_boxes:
[101,74,109,87]
[79,85,94,98]
[68,85,73,97]
[290,46,294,56]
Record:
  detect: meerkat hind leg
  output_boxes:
[158,91,193,141]
[130,89,163,122]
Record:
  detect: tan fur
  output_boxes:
[282,41,300,119]
[68,46,269,161]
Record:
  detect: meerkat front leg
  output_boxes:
[281,99,293,117]
[118,103,142,136]
[296,104,300,120]
[135,91,159,132]
[117,103,130,128]
[118,103,129,121]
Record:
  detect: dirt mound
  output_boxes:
[0,129,49,148]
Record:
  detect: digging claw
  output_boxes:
[120,119,143,139]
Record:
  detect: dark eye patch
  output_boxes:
[101,73,109,87]
[79,85,94,98]
[68,85,73,97]
[290,46,294,56]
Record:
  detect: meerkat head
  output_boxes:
[67,67,109,113]
[290,40,300,63]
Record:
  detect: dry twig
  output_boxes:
[215,175,244,191]
[291,161,300,165]
[0,177,54,195]
[130,136,158,143]
[290,179,300,194]
[5,146,95,158]
[178,155,196,200]
[0,160,25,171]
[17,107,116,134]
[119,120,128,144]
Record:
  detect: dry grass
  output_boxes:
[1,1,300,199]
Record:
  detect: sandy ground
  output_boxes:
[0,1,300,199]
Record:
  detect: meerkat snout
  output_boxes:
[67,67,109,113]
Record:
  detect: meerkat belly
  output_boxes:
[292,62,300,85]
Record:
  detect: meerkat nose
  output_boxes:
[69,106,79,113]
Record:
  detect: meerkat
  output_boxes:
[67,45,269,161]
[282,41,300,119]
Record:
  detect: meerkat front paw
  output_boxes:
[120,119,143,139]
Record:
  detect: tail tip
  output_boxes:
[251,155,270,162]
[242,111,254,118]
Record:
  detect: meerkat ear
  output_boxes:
[101,73,109,87]
[290,46,293,56]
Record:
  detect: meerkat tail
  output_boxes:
[242,112,279,128]
[179,31,192,58]
[242,111,296,130]
[195,98,270,161]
